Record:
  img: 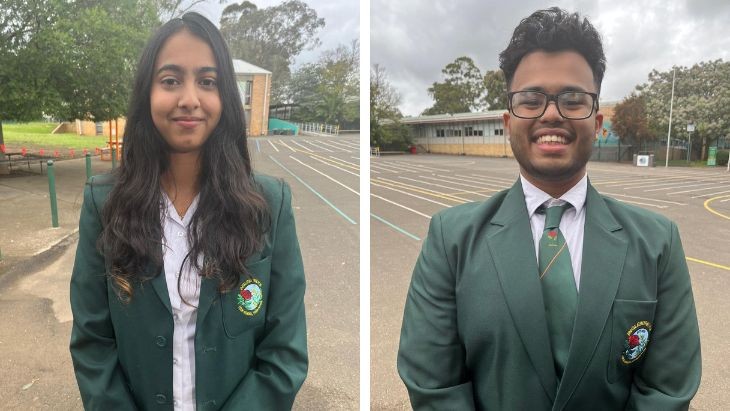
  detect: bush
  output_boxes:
[371,120,412,151]
[716,149,729,166]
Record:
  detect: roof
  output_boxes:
[232,59,271,75]
[400,110,506,125]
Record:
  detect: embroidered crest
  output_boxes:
[547,230,558,241]
[621,320,652,364]
[237,278,263,316]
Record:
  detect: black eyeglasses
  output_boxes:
[507,91,599,120]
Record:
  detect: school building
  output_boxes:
[406,110,511,157]
[405,102,627,160]
[56,58,272,138]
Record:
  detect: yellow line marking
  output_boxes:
[704,195,730,220]
[686,257,730,271]
[447,189,498,196]
[374,177,468,203]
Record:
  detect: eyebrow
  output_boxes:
[520,86,589,93]
[155,64,218,75]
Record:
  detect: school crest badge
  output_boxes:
[237,278,263,316]
[621,320,652,364]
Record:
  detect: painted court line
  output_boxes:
[290,140,314,152]
[277,140,297,152]
[691,190,730,199]
[418,175,501,194]
[267,140,280,152]
[268,155,356,225]
[600,192,686,206]
[399,176,487,199]
[371,193,432,219]
[371,213,421,241]
[371,181,452,207]
[686,257,730,271]
[305,154,361,177]
[255,139,261,153]
[704,195,730,220]
[303,140,334,152]
[289,155,359,196]
[375,177,470,203]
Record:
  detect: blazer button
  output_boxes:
[155,393,167,404]
[155,336,167,347]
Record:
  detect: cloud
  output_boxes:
[372,0,730,115]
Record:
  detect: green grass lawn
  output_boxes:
[2,121,111,158]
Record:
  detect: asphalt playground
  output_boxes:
[370,153,730,410]
[0,134,360,410]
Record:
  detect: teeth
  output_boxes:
[536,135,568,144]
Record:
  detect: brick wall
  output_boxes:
[248,73,271,136]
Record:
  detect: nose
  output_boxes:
[540,101,563,123]
[178,82,200,110]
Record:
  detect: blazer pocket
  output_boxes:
[221,256,272,338]
[607,299,657,383]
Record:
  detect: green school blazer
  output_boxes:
[398,180,701,411]
[70,173,307,410]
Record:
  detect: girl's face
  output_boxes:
[150,29,222,154]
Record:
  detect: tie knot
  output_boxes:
[540,203,571,229]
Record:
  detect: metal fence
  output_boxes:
[294,122,340,136]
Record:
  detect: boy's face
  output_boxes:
[503,50,603,188]
[150,29,222,154]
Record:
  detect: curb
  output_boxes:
[0,228,80,288]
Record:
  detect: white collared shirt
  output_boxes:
[520,174,587,290]
[161,191,202,411]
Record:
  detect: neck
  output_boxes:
[521,170,585,198]
[161,152,201,199]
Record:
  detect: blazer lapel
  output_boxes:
[150,266,172,315]
[553,183,627,410]
[486,180,558,401]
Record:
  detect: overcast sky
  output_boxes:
[193,0,359,67]
[372,0,730,116]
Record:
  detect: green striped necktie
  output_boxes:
[537,203,577,381]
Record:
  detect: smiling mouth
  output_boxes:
[535,135,569,144]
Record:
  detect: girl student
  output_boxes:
[70,12,307,410]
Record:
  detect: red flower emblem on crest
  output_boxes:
[628,335,640,348]
[547,230,558,240]
[241,289,252,300]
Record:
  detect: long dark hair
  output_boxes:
[100,12,270,301]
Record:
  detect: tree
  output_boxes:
[482,69,508,110]
[422,56,484,115]
[284,40,359,128]
[612,93,654,150]
[220,0,325,104]
[639,60,730,160]
[370,64,410,149]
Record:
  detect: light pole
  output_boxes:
[687,122,695,162]
[665,68,676,167]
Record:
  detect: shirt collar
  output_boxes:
[161,190,200,227]
[520,173,588,218]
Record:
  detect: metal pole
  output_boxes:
[85,153,92,181]
[111,146,117,169]
[47,160,59,228]
[687,131,692,162]
[665,68,676,167]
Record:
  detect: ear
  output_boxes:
[595,112,604,137]
[503,112,511,134]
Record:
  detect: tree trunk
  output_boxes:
[701,136,707,161]
[0,120,8,175]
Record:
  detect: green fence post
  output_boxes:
[47,160,59,228]
[111,147,117,169]
[85,153,92,180]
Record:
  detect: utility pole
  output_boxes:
[665,68,676,167]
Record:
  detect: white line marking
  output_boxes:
[289,155,359,195]
[267,140,279,152]
[371,193,432,219]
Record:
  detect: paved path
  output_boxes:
[370,154,730,410]
[0,134,360,410]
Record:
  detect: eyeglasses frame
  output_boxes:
[507,90,600,120]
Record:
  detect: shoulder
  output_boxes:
[599,194,676,234]
[253,173,291,214]
[431,189,511,238]
[84,172,118,214]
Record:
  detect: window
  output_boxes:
[436,129,445,137]
[237,80,253,106]
[465,126,473,136]
[495,128,504,136]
